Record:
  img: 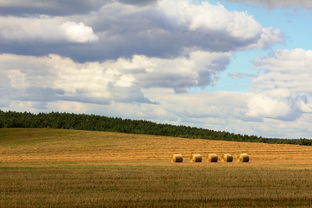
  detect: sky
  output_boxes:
[1,0,312,139]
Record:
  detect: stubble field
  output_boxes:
[1,128,312,207]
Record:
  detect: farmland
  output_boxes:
[1,128,312,207]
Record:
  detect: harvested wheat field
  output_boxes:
[1,128,312,208]
[1,128,312,168]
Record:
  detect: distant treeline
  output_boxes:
[0,110,311,146]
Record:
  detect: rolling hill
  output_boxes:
[1,128,312,167]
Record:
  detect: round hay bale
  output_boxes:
[238,153,249,162]
[207,154,218,162]
[222,154,233,162]
[191,153,202,163]
[172,154,183,163]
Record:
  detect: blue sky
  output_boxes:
[1,0,312,138]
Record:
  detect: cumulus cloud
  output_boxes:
[246,49,312,121]
[246,27,282,49]
[0,0,281,61]
[0,54,145,105]
[90,0,281,53]
[246,90,302,121]
[0,51,229,105]
[253,49,312,94]
[159,0,262,41]
[142,89,248,120]
[220,0,312,8]
[125,51,230,91]
[0,16,98,43]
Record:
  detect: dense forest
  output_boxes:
[0,110,311,146]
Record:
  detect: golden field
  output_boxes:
[1,128,312,168]
[1,128,312,207]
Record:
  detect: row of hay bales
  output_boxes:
[172,153,249,163]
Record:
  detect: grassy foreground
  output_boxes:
[1,165,312,208]
[1,128,312,207]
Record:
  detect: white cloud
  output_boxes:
[0,0,281,61]
[159,0,262,41]
[245,49,312,121]
[247,27,282,49]
[246,92,300,120]
[61,21,99,43]
[6,70,28,89]
[0,51,229,104]
[0,16,98,43]
[253,49,312,94]
[155,0,281,50]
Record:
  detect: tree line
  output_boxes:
[0,110,311,146]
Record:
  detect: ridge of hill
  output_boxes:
[0,110,311,145]
[1,128,312,167]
